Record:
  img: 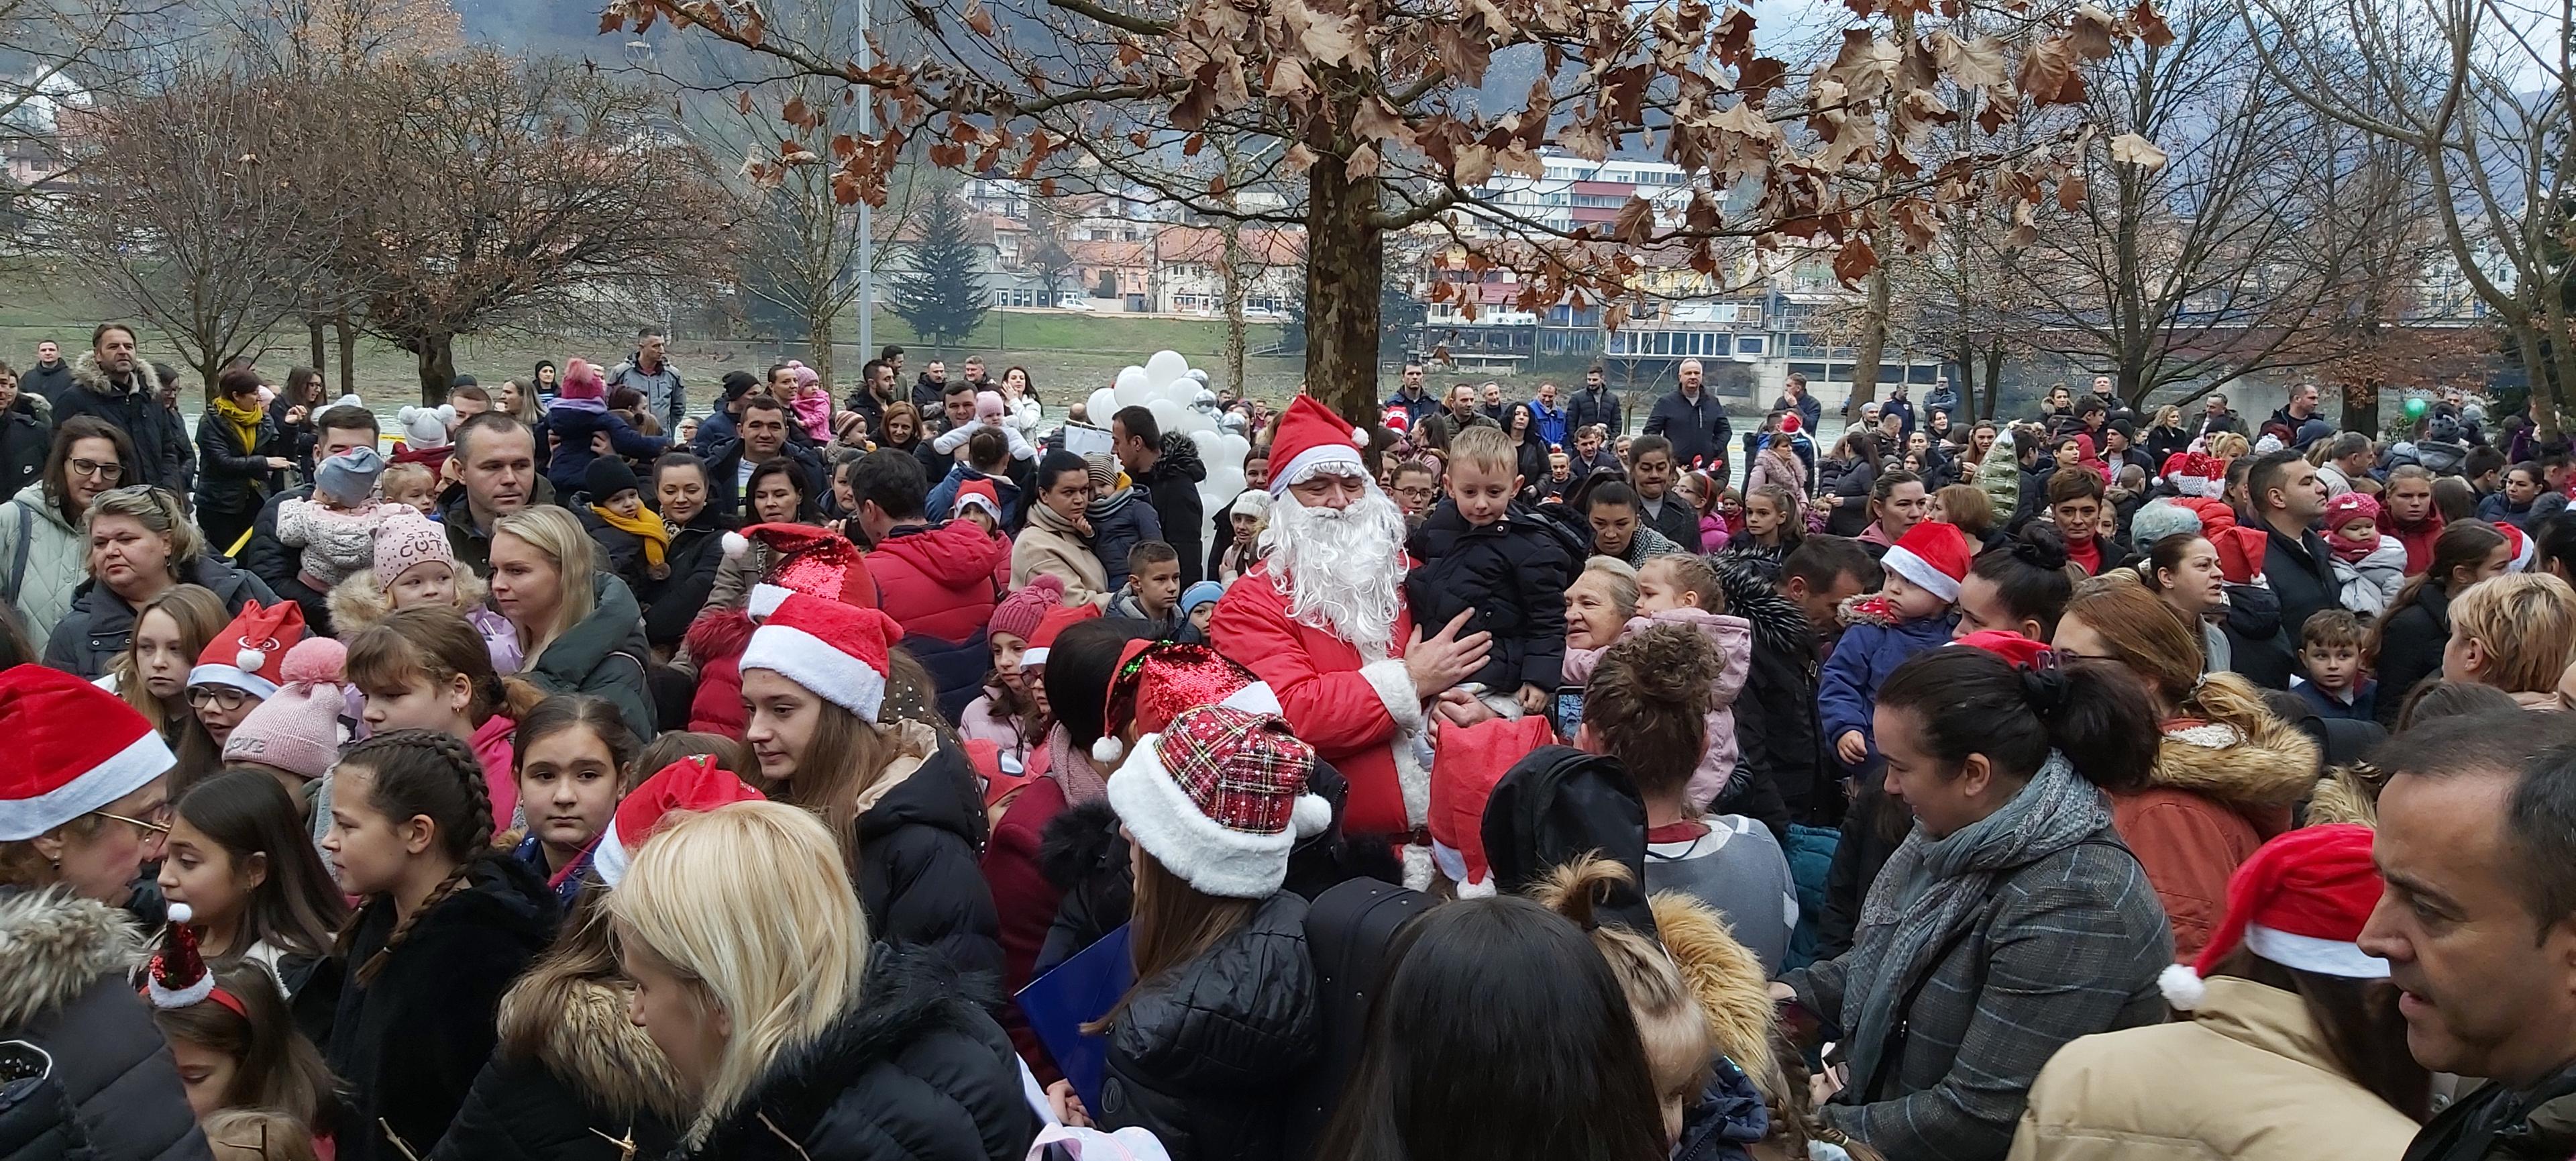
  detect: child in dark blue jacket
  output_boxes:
[1819,519,1970,774]
[2291,609,2378,721]
[1404,428,1584,717]
[539,358,669,498]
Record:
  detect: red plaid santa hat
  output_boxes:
[2161,824,2386,1011]
[1880,520,1972,604]
[1269,395,1370,494]
[591,756,766,889]
[724,523,876,617]
[1105,704,1331,899]
[190,601,307,699]
[739,593,905,722]
[0,664,176,841]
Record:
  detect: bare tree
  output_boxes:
[50,68,354,399]
[2002,3,2392,409]
[350,50,727,403]
[2242,0,2575,435]
[605,0,2161,423]
[0,0,175,260]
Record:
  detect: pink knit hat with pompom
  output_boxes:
[219,638,348,782]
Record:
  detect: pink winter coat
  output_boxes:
[1562,607,1752,809]
[471,713,519,830]
[792,389,833,442]
[958,687,1037,774]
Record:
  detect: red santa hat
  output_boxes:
[2500,521,2538,572]
[2161,824,2387,1011]
[1880,520,1972,604]
[1779,413,1803,435]
[1020,601,1102,668]
[590,755,767,889]
[1379,405,1410,436]
[724,522,875,617]
[953,478,1004,525]
[1104,705,1332,899]
[1429,716,1554,898]
[189,600,307,699]
[739,594,904,722]
[1269,395,1370,494]
[141,903,245,1013]
[1090,641,1271,764]
[0,664,176,841]
[2161,452,2224,499]
[1954,629,2054,669]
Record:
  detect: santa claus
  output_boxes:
[1208,395,1489,884]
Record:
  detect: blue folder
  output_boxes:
[1014,923,1134,1111]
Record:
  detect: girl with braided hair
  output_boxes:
[320,727,561,1161]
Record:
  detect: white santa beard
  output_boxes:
[1260,488,1406,657]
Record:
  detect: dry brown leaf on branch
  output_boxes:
[1833,234,1878,285]
[1266,58,1313,99]
[2108,132,2168,168]
[2057,171,2086,209]
[1343,144,1381,179]
[2070,5,2116,60]
[2131,0,2175,46]
[1931,30,2009,88]
[963,1,995,36]
[2016,36,2085,105]
[1613,195,1658,244]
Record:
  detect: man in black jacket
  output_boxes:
[53,324,186,491]
[241,405,381,630]
[21,339,70,402]
[2248,448,2341,676]
[1114,406,1208,587]
[910,359,949,417]
[706,396,824,517]
[1628,436,1703,552]
[1715,539,1876,829]
[1568,364,1623,437]
[1642,357,1733,481]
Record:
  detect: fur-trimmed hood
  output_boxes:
[2153,697,2318,811]
[494,956,689,1125]
[327,566,491,634]
[0,887,143,1027]
[69,351,153,398]
[2306,763,2383,828]
[1651,891,1780,1104]
[1836,592,1902,629]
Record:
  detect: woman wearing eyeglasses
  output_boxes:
[44,485,278,680]
[0,417,136,644]
[1,663,219,1161]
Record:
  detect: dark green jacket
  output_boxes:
[523,571,655,740]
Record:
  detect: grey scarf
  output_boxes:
[1839,752,2111,1097]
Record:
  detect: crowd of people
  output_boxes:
[6,320,2576,1161]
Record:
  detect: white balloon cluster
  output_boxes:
[1084,350,1253,523]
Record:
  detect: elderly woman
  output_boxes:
[46,485,275,678]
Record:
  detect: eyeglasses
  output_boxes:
[66,459,121,481]
[187,687,254,711]
[92,804,171,841]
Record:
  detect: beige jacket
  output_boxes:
[2008,976,2417,1161]
[1010,513,1109,609]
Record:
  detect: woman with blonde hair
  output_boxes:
[2440,571,2576,707]
[609,800,1034,1159]
[2053,572,2317,960]
[737,592,1002,974]
[48,484,276,678]
[489,506,653,740]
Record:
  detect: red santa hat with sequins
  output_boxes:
[1269,395,1370,494]
[2160,824,2387,1010]
[591,755,767,889]
[723,523,877,617]
[1089,641,1275,764]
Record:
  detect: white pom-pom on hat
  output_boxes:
[722,531,750,560]
[2158,963,2207,1011]
[236,648,266,673]
[1350,425,1368,446]
[167,903,193,925]
[1291,792,1332,839]
[1092,736,1126,765]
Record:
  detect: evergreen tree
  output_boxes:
[889,191,989,349]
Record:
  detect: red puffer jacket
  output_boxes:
[684,607,755,737]
[867,521,1009,643]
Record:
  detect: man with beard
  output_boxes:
[54,323,186,490]
[1209,395,1492,884]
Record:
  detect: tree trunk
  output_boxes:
[1303,158,1383,427]
[335,315,357,397]
[1953,327,1979,421]
[1222,219,1248,401]
[309,319,326,373]
[1981,341,2006,420]
[1847,250,1891,418]
[809,307,836,390]
[415,333,455,406]
[2343,379,2380,438]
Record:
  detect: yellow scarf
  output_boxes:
[590,505,672,570]
[211,395,263,454]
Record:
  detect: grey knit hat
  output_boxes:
[2129,498,2204,555]
[316,446,386,506]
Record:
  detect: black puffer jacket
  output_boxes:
[2373,585,2452,727]
[0,395,50,499]
[1403,499,1581,697]
[854,739,1004,979]
[193,405,285,522]
[324,857,560,1161]
[1097,893,1321,1161]
[686,946,1036,1161]
[427,942,686,1161]
[0,888,210,1161]
[641,509,737,648]
[44,556,278,680]
[1714,555,1832,825]
[1136,433,1208,587]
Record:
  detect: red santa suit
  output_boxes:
[1210,395,1434,882]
